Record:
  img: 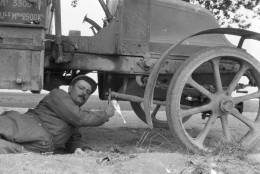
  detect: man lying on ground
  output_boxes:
[0,75,114,154]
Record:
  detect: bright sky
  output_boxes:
[225,18,260,60]
[60,0,104,36]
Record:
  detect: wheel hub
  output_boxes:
[220,98,235,112]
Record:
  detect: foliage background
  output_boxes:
[189,0,260,29]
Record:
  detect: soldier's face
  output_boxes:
[69,80,92,106]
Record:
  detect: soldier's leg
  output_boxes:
[0,111,53,153]
[0,139,29,154]
[0,111,30,154]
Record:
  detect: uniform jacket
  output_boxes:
[27,89,109,153]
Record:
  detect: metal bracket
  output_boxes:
[52,37,78,63]
[136,52,155,71]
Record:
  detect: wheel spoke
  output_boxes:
[151,105,161,119]
[220,114,232,142]
[210,58,223,92]
[194,113,219,146]
[230,108,256,130]
[187,77,212,99]
[240,125,260,148]
[227,64,249,95]
[234,91,260,104]
[180,104,212,119]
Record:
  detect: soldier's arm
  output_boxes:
[45,89,111,127]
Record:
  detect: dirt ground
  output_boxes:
[0,94,260,174]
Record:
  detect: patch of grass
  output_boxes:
[211,140,250,161]
[180,138,260,174]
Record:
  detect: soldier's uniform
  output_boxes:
[0,89,109,154]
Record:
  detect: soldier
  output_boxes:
[0,75,114,154]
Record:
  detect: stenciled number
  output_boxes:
[13,0,32,8]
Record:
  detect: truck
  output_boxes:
[1,0,260,153]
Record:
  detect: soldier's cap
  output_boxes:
[70,75,97,94]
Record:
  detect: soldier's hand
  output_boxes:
[74,148,85,155]
[74,146,92,155]
[105,105,115,118]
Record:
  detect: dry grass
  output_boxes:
[211,140,250,160]
[183,138,260,174]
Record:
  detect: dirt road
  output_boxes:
[0,93,260,173]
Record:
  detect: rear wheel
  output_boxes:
[130,102,168,128]
[130,102,191,128]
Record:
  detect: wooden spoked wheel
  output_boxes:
[130,102,191,129]
[166,46,260,153]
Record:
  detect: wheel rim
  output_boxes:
[130,102,169,128]
[130,102,191,128]
[166,47,260,153]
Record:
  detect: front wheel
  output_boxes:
[167,47,260,153]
